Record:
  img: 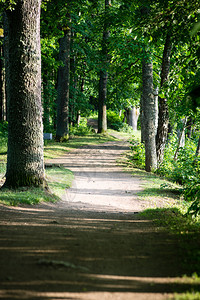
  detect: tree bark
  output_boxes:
[0,43,4,121]
[140,92,145,143]
[69,30,77,126]
[126,107,140,131]
[4,0,45,188]
[186,117,193,139]
[56,24,71,141]
[142,58,157,172]
[156,34,172,164]
[3,12,9,121]
[98,0,111,133]
[174,117,187,161]
[98,70,108,133]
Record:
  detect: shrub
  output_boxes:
[157,136,200,217]
[69,118,92,136]
[129,133,200,217]
[107,110,124,131]
[129,138,145,169]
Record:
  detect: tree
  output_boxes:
[56,21,71,141]
[156,33,172,164]
[0,29,4,121]
[141,55,157,172]
[98,0,111,133]
[3,0,45,188]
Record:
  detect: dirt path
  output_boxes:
[0,138,192,300]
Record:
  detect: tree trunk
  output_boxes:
[127,107,140,131]
[140,92,145,143]
[142,58,157,172]
[69,30,77,126]
[56,24,71,141]
[98,70,108,133]
[0,43,4,121]
[98,0,111,133]
[3,12,9,121]
[156,34,172,164]
[177,118,186,148]
[186,117,193,139]
[4,0,45,188]
[174,117,187,161]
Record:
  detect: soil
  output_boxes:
[0,132,197,300]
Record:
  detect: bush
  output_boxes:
[107,110,124,131]
[157,136,200,217]
[69,118,92,136]
[129,138,145,169]
[0,121,8,157]
[129,133,200,217]
[107,110,134,133]
[0,121,8,137]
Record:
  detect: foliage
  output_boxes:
[129,132,200,216]
[129,138,145,169]
[172,291,200,300]
[157,137,198,182]
[106,110,134,133]
[69,118,93,136]
[0,0,16,11]
[0,122,8,162]
[107,110,124,131]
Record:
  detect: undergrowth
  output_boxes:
[128,133,200,217]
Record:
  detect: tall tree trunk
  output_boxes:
[3,13,9,121]
[156,34,172,164]
[140,92,145,143]
[56,24,71,141]
[98,70,108,133]
[4,0,45,188]
[174,117,188,161]
[186,117,193,139]
[69,30,77,126]
[142,58,157,172]
[0,42,3,121]
[127,107,140,131]
[98,0,110,133]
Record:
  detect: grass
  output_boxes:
[171,291,200,300]
[107,128,141,141]
[0,166,74,206]
[46,166,74,197]
[44,133,118,159]
[0,187,59,206]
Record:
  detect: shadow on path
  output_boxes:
[0,204,199,299]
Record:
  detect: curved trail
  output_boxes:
[0,139,188,300]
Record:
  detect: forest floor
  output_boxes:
[0,129,200,299]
